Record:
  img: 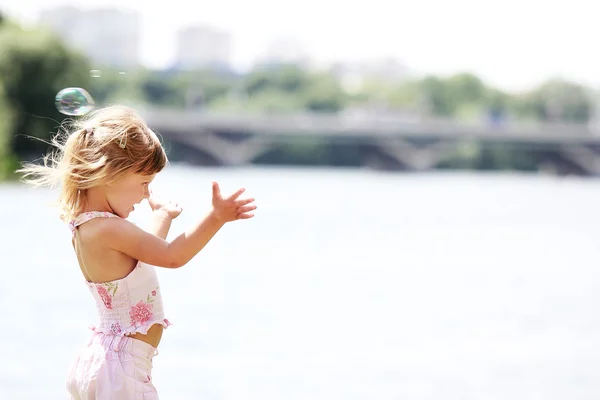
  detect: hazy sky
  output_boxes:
[4,0,600,91]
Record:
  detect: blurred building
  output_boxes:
[39,6,141,68]
[255,36,312,68]
[174,25,232,71]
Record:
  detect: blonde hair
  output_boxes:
[18,105,168,222]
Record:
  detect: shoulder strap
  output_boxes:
[68,211,120,235]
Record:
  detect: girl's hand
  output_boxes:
[211,181,256,223]
[148,189,183,219]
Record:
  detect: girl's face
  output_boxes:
[105,172,156,218]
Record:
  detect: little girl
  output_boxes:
[19,105,256,399]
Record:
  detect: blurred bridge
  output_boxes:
[141,107,600,175]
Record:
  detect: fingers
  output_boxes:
[211,182,256,221]
[234,197,255,207]
[235,203,256,220]
[226,187,246,201]
[212,181,221,199]
[237,205,257,214]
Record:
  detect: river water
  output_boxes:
[2,165,600,399]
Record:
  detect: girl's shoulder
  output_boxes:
[69,211,123,236]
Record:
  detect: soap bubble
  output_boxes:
[55,87,95,116]
[89,69,101,78]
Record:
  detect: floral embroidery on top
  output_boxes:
[96,286,112,309]
[130,301,154,326]
[110,322,122,334]
[147,286,159,303]
[104,282,119,295]
[127,286,159,327]
[96,282,119,310]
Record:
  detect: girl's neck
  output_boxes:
[82,187,114,214]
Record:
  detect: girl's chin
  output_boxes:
[119,206,134,218]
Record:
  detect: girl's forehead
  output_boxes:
[137,173,157,181]
[122,172,157,182]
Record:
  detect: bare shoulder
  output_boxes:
[82,216,176,268]
[76,216,131,239]
[86,217,142,245]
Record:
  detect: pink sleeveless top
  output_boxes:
[69,211,171,336]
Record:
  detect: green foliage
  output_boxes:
[0,83,17,179]
[446,73,487,104]
[174,69,237,107]
[243,64,309,96]
[419,76,457,117]
[386,80,422,109]
[238,89,303,114]
[301,72,346,112]
[0,21,91,157]
[236,65,345,112]
[517,79,592,123]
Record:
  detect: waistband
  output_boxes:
[89,331,158,361]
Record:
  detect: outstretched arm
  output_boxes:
[105,182,256,269]
[147,209,173,240]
